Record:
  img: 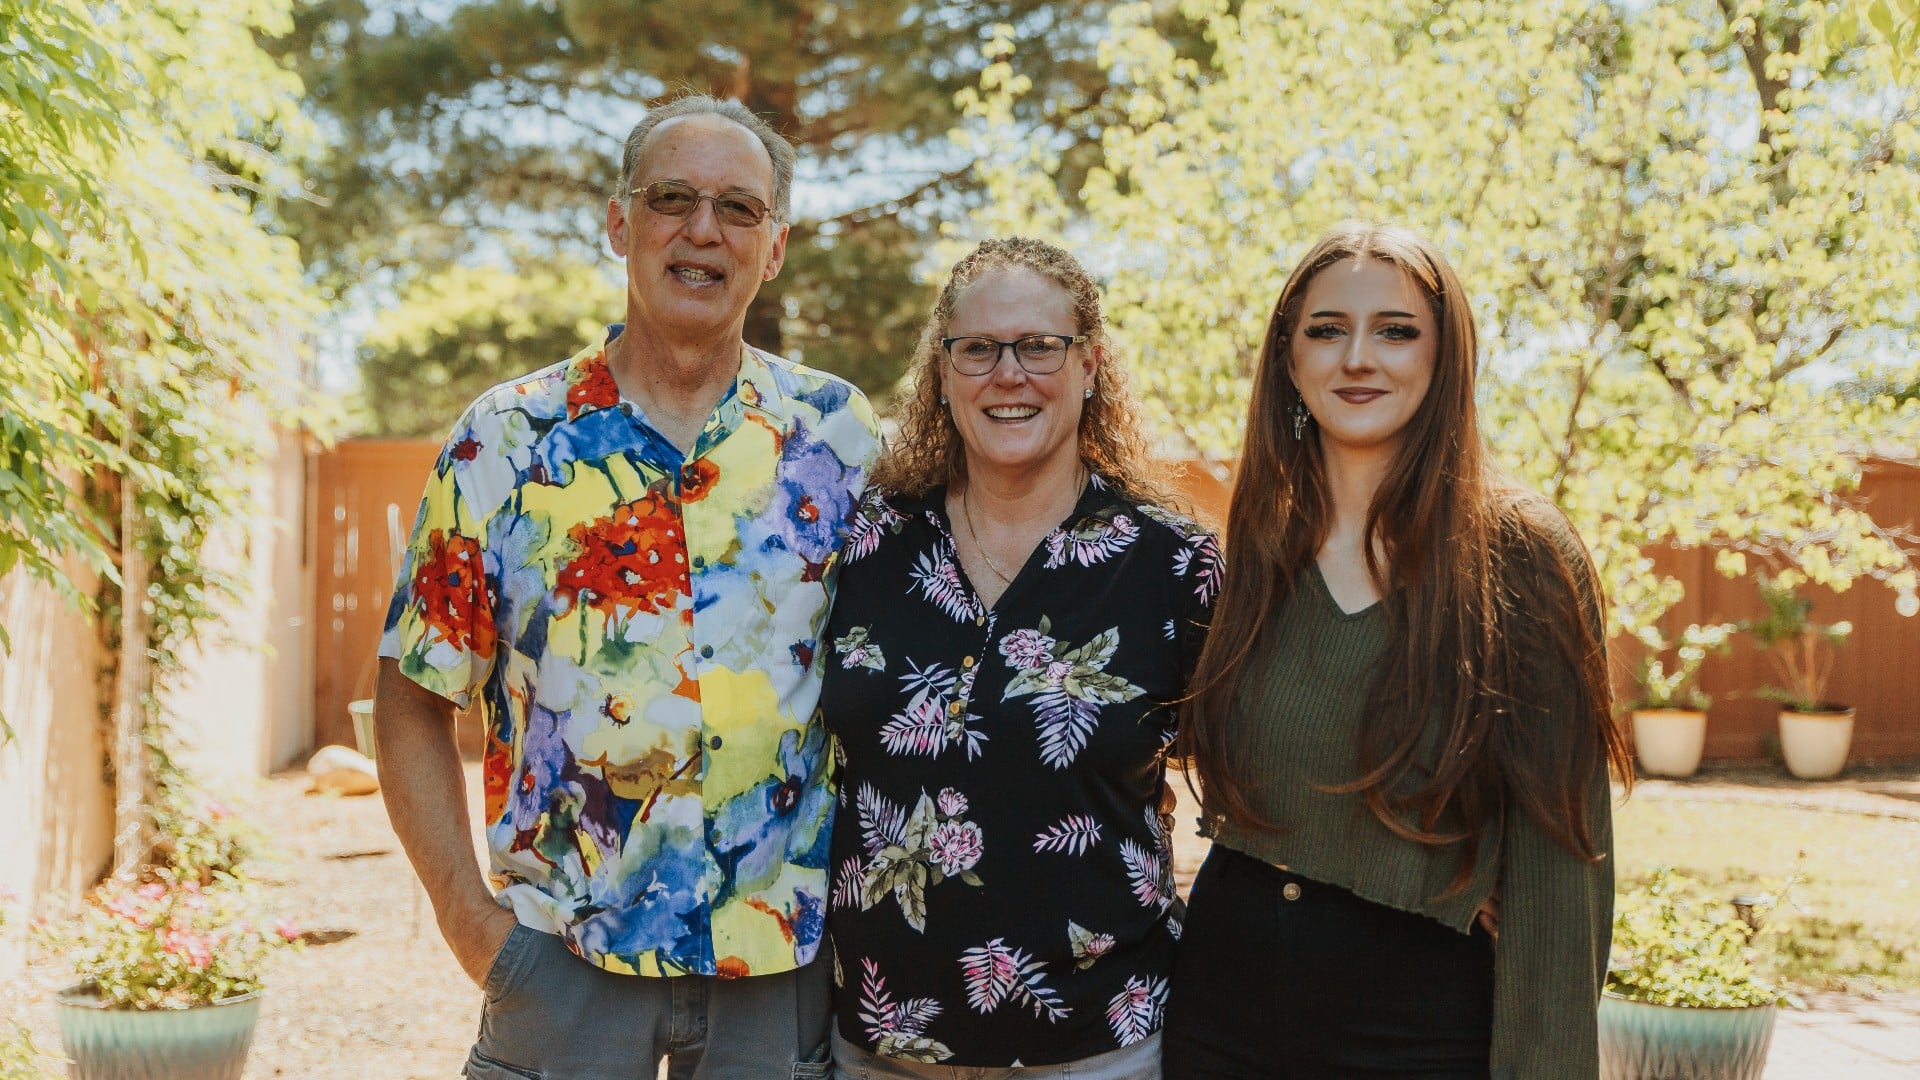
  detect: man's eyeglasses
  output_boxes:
[941,334,1087,376]
[631,181,774,228]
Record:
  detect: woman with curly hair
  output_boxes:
[1162,223,1632,1078]
[820,237,1219,1078]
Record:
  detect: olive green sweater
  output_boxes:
[1210,562,1613,1080]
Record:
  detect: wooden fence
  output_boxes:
[314,445,1920,763]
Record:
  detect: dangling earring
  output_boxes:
[1291,395,1311,440]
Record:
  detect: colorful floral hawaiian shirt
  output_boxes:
[821,479,1220,1066]
[380,328,880,978]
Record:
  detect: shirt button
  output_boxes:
[961,656,975,669]
[948,701,964,716]
[682,464,700,483]
[1282,882,1302,901]
[692,555,706,571]
[709,735,723,750]
[701,644,714,659]
[974,614,986,627]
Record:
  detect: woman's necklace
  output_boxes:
[957,466,1090,586]
[959,486,1016,584]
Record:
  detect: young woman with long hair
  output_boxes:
[1162,223,1631,1078]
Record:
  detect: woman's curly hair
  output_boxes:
[871,236,1174,508]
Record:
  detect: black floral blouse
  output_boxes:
[821,476,1219,1067]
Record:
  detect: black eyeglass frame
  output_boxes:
[629,180,776,227]
[939,333,1089,376]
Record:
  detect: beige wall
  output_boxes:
[0,562,115,978]
[162,429,314,780]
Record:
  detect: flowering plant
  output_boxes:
[54,873,298,1010]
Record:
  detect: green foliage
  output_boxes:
[1608,867,1784,1008]
[0,0,329,745]
[960,0,1920,640]
[278,1,1214,409]
[1740,572,1854,711]
[0,1025,57,1080]
[1631,622,1736,711]
[45,872,298,1010]
[357,260,615,437]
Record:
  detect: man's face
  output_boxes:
[607,114,789,348]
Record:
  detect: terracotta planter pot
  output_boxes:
[1598,993,1776,1080]
[55,984,261,1080]
[1631,708,1708,778]
[1778,707,1854,780]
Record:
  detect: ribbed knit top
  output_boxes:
[1210,561,1613,1080]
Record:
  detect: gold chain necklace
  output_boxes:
[959,486,1016,584]
[956,467,1089,586]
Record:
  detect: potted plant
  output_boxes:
[1740,573,1854,779]
[1602,868,1784,1080]
[1627,622,1735,778]
[46,872,298,1080]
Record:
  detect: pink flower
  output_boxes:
[161,927,214,969]
[1045,660,1074,685]
[273,918,301,943]
[928,820,984,876]
[1086,932,1115,958]
[936,788,969,817]
[998,629,1055,669]
[137,881,168,901]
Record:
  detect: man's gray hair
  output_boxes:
[615,94,795,222]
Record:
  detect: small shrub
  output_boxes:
[1608,867,1783,1008]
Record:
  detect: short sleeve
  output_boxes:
[377,426,498,707]
[1171,529,1222,691]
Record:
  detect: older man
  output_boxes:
[375,94,879,1079]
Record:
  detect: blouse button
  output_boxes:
[974,614,986,627]
[961,656,975,669]
[1282,882,1302,901]
[948,701,964,717]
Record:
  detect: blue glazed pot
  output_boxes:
[54,984,261,1080]
[1598,992,1776,1080]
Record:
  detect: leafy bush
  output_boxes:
[46,873,298,1010]
[1629,622,1735,711]
[1608,867,1783,1008]
[1741,573,1853,712]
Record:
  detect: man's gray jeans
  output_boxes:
[464,924,832,1079]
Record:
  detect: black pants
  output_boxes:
[1163,846,1493,1079]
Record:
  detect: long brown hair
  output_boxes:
[871,236,1173,507]
[1180,223,1632,889]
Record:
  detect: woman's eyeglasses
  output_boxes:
[940,334,1087,376]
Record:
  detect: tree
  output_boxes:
[960,0,1920,635]
[0,0,325,783]
[277,0,1210,425]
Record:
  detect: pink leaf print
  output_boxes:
[1173,535,1224,606]
[910,548,984,624]
[846,498,906,563]
[1105,976,1168,1046]
[1120,839,1170,911]
[857,783,906,857]
[958,939,1070,1022]
[879,696,950,757]
[1043,513,1140,568]
[859,959,943,1041]
[1032,815,1103,855]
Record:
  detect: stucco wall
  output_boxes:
[162,429,314,780]
[0,563,115,978]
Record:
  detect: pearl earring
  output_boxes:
[1083,388,1093,400]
